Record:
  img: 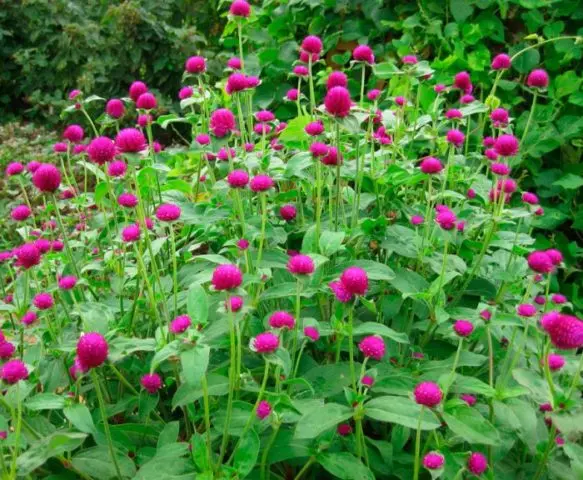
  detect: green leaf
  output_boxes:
[72,446,136,480]
[279,116,311,144]
[365,396,441,430]
[17,432,88,476]
[442,406,500,445]
[353,322,409,344]
[181,345,210,386]
[334,260,395,282]
[553,173,583,190]
[450,0,474,22]
[319,230,345,256]
[158,421,180,448]
[26,393,65,411]
[64,404,97,435]
[77,302,113,334]
[301,363,356,397]
[374,62,401,79]
[186,284,209,325]
[318,452,375,479]
[451,374,495,397]
[233,429,260,478]
[295,403,353,439]
[512,368,550,403]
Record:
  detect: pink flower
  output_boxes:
[21,311,37,326]
[301,35,323,55]
[494,134,519,157]
[141,373,162,393]
[34,239,51,254]
[436,210,457,230]
[137,114,152,127]
[309,142,328,157]
[454,320,474,337]
[255,110,275,123]
[53,142,68,153]
[179,86,193,99]
[517,304,537,317]
[33,292,54,310]
[539,403,553,412]
[69,89,82,100]
[269,311,295,329]
[293,65,309,77]
[467,452,488,475]
[527,69,549,88]
[353,45,374,64]
[490,108,509,127]
[76,332,109,369]
[491,53,511,70]
[453,71,472,93]
[327,71,348,90]
[527,251,554,274]
[394,96,406,107]
[106,99,125,118]
[129,81,148,102]
[467,188,476,199]
[547,353,565,372]
[136,92,157,110]
[210,109,236,137]
[226,73,248,94]
[329,281,354,303]
[118,192,138,208]
[256,400,272,419]
[402,54,418,65]
[280,204,297,222]
[11,205,31,222]
[321,146,342,165]
[195,134,211,146]
[414,382,443,407]
[115,128,146,153]
[358,336,385,360]
[227,57,242,70]
[423,452,445,470]
[325,86,351,118]
[254,123,271,135]
[0,360,29,384]
[170,315,192,334]
[446,129,465,147]
[107,160,127,178]
[156,203,181,222]
[185,56,206,74]
[227,170,249,188]
[460,94,475,104]
[340,267,368,296]
[252,332,280,353]
[87,136,116,165]
[361,375,375,387]
[411,215,424,226]
[121,224,140,242]
[246,76,260,88]
[483,136,495,147]
[333,424,352,437]
[305,121,324,136]
[534,295,546,306]
[434,84,446,93]
[6,162,24,176]
[552,293,567,304]
[304,326,320,341]
[229,0,251,17]
[286,89,299,101]
[540,313,583,350]
[287,254,314,275]
[58,276,77,290]
[0,342,15,360]
[250,175,274,192]
[545,249,563,265]
[211,264,243,290]
[522,192,538,204]
[32,164,61,193]
[14,244,41,269]
[420,157,443,174]
[497,178,516,193]
[299,51,318,63]
[225,296,244,312]
[461,394,477,406]
[491,162,510,176]
[63,124,84,143]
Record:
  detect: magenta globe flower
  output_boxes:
[115,128,146,153]
[129,81,148,102]
[107,160,127,178]
[358,336,385,360]
[58,276,77,290]
[256,400,272,419]
[156,203,181,222]
[252,332,280,353]
[229,0,251,17]
[436,210,457,230]
[106,99,125,119]
[227,170,250,189]
[211,264,243,291]
[324,87,352,118]
[226,73,248,94]
[453,320,474,337]
[11,205,32,222]
[21,311,38,326]
[327,71,348,90]
[170,315,192,334]
[286,89,299,101]
[63,124,84,143]
[33,292,54,310]
[467,452,488,475]
[461,393,477,406]
[118,192,138,208]
[279,204,297,222]
[225,296,244,312]
[494,134,519,157]
[87,136,116,165]
[15,243,41,269]
[547,353,565,372]
[304,326,320,342]
[136,92,157,110]
[210,108,236,137]
[287,254,314,275]
[491,53,511,70]
[420,157,443,174]
[414,382,443,407]
[446,129,465,147]
[185,56,206,74]
[353,44,374,64]
[76,332,109,369]
[340,267,368,296]
[6,162,25,176]
[268,311,295,329]
[301,35,323,55]
[423,452,444,470]
[527,69,549,88]
[453,71,472,93]
[32,164,61,193]
[0,342,15,360]
[0,360,29,384]
[545,249,563,265]
[250,175,274,192]
[541,313,583,350]
[527,251,554,274]
[121,224,141,243]
[141,373,162,394]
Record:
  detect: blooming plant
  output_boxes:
[0,2,582,479]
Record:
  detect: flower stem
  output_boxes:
[169,226,179,317]
[51,194,81,279]
[413,406,424,480]
[443,338,463,399]
[520,91,538,149]
[201,376,213,471]
[260,422,280,480]
[348,304,356,390]
[256,193,268,269]
[90,369,122,480]
[9,383,22,477]
[334,120,342,231]
[308,57,316,118]
[359,63,366,109]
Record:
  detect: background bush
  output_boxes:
[1,0,582,304]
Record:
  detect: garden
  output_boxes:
[0,0,583,479]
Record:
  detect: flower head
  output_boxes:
[287,254,314,275]
[414,382,443,407]
[340,267,368,296]
[527,69,549,88]
[540,313,583,350]
[304,326,320,341]
[141,373,162,393]
[170,315,192,334]
[280,204,297,222]
[107,160,127,178]
[321,146,341,165]
[63,124,84,143]
[527,251,554,274]
[115,128,146,153]
[129,81,148,102]
[286,89,299,101]
[256,400,272,419]
[337,423,352,436]
[491,53,511,70]
[58,276,77,290]
[227,170,249,188]
[329,281,353,303]
[358,336,385,360]
[21,311,37,326]
[225,296,244,312]
[250,175,274,192]
[420,157,443,174]
[454,320,474,337]
[411,215,424,226]
[211,264,243,291]
[229,0,251,17]
[305,121,324,136]
[547,353,565,371]
[269,311,295,329]
[185,56,206,74]
[210,109,236,137]
[15,243,41,269]
[325,87,352,117]
[76,332,108,369]
[106,99,125,118]
[11,205,32,222]
[423,452,445,470]
[353,45,374,64]
[446,129,465,147]
[156,203,181,222]
[226,73,248,94]
[467,452,488,475]
[33,293,54,310]
[301,35,323,55]
[33,164,61,193]
[494,134,519,157]
[436,210,457,230]
[252,332,280,353]
[0,342,15,360]
[453,71,472,93]
[227,57,242,70]
[517,304,537,317]
[545,249,563,265]
[6,162,24,176]
[327,71,348,90]
[121,224,140,243]
[461,394,477,406]
[136,92,157,110]
[0,360,29,384]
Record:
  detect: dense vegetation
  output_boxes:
[0,0,582,479]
